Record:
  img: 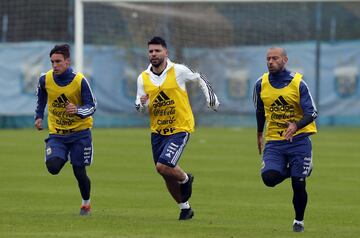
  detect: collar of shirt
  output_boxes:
[269,68,294,89]
[144,59,175,86]
[145,59,174,76]
[53,67,76,87]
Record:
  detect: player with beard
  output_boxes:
[135,36,220,220]
[253,47,317,232]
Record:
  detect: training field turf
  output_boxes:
[0,127,359,238]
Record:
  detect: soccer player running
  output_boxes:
[35,44,96,216]
[253,47,317,232]
[135,36,219,220]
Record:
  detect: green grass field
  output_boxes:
[0,127,359,238]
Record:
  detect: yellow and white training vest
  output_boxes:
[45,70,93,134]
[142,66,194,135]
[260,72,317,141]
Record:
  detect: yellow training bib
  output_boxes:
[260,72,317,141]
[45,70,93,134]
[142,66,194,135]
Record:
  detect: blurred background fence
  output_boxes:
[1,0,360,128]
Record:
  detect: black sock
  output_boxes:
[292,177,307,221]
[72,166,91,200]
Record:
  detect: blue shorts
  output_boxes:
[261,136,313,178]
[44,131,93,167]
[151,132,190,168]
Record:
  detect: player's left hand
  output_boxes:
[208,99,220,111]
[284,122,297,142]
[208,104,219,111]
[66,101,78,114]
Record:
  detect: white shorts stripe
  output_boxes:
[170,132,189,165]
[89,142,94,165]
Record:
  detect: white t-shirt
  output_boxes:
[135,59,219,112]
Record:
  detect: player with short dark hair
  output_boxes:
[50,44,71,59]
[135,36,220,220]
[253,47,317,232]
[148,36,167,48]
[35,44,96,216]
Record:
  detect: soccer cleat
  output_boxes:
[293,222,304,232]
[180,173,194,203]
[179,208,194,220]
[79,204,91,216]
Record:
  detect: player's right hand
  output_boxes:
[35,118,43,130]
[140,94,149,106]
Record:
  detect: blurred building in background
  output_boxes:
[0,0,360,128]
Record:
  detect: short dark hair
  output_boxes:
[50,44,71,58]
[147,36,167,48]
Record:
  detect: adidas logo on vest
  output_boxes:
[52,93,69,108]
[153,91,175,108]
[269,96,294,112]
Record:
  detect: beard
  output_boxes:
[150,57,164,68]
[267,64,280,74]
[268,67,276,73]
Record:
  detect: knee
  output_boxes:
[46,158,64,175]
[262,176,277,187]
[46,164,61,175]
[261,170,282,187]
[155,163,170,176]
